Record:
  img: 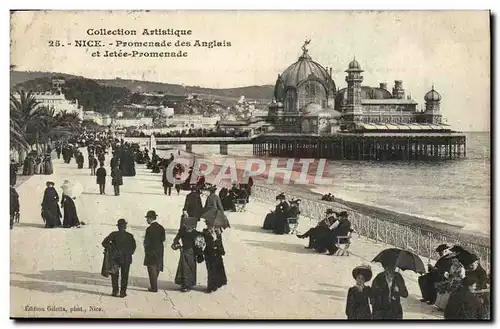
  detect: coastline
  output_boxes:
[148,143,489,247]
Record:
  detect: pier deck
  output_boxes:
[10,151,442,319]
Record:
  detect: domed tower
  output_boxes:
[423,85,442,124]
[343,57,364,126]
[268,40,336,132]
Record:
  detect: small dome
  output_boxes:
[348,58,361,70]
[425,87,442,102]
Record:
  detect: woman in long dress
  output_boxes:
[41,181,62,228]
[346,265,373,320]
[172,220,200,292]
[202,224,227,293]
[61,194,81,228]
[201,186,230,230]
[262,194,289,232]
[43,154,53,175]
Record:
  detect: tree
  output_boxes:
[10,91,82,157]
[10,90,47,150]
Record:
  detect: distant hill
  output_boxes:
[10,71,274,102]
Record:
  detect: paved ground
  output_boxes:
[10,149,442,319]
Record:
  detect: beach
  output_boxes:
[151,139,489,249]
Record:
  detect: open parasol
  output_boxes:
[372,248,426,274]
[61,180,83,198]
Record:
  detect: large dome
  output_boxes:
[278,52,336,93]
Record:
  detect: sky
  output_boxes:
[10,10,490,131]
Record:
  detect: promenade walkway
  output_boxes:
[10,150,442,319]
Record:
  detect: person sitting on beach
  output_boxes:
[321,193,335,202]
[297,208,336,249]
[262,193,289,231]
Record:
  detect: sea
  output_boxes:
[154,131,490,235]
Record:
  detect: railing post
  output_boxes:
[417,230,420,255]
[376,219,379,243]
[405,227,409,250]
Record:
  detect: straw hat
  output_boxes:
[352,265,373,282]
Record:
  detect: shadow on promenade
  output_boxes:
[99,223,179,236]
[11,270,183,295]
[231,223,271,233]
[10,279,105,296]
[310,289,347,301]
[17,223,46,229]
[243,239,313,254]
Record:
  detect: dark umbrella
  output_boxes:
[372,248,426,274]
[450,245,476,266]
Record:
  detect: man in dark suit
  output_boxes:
[102,219,136,297]
[111,166,123,196]
[183,186,203,221]
[143,210,166,293]
[418,244,454,304]
[297,208,336,250]
[96,163,107,195]
[325,211,352,255]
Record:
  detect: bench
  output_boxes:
[287,217,299,234]
[235,199,248,212]
[335,229,354,256]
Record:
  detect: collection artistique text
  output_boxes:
[87,28,193,37]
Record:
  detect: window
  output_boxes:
[298,81,326,109]
[285,89,297,113]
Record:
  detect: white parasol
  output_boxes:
[61,180,83,198]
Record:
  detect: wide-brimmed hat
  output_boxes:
[116,218,127,226]
[326,208,334,215]
[435,244,451,253]
[46,181,55,186]
[352,265,373,282]
[145,210,157,219]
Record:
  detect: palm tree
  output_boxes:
[10,91,82,157]
[10,90,47,159]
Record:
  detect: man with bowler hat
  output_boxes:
[143,210,166,292]
[102,219,136,297]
